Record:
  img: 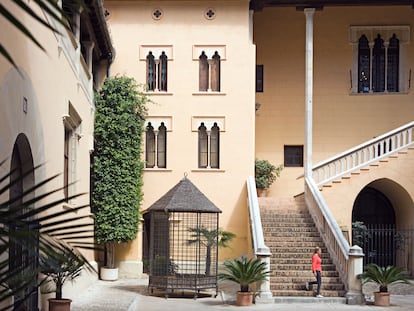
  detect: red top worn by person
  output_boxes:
[312,251,322,273]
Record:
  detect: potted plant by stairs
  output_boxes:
[40,240,94,311]
[359,263,411,306]
[218,256,269,306]
[254,159,283,196]
[92,76,148,280]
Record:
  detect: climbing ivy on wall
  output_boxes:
[92,75,148,267]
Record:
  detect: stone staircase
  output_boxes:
[259,196,346,298]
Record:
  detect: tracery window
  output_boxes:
[198,51,221,92]
[351,26,409,94]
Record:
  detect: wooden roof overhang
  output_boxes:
[250,0,414,11]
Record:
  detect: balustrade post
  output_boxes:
[346,245,365,305]
[255,252,273,304]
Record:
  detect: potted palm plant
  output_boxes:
[359,263,411,306]
[40,239,94,311]
[218,256,269,306]
[254,159,283,196]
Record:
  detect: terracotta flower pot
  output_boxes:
[48,298,72,311]
[236,291,254,306]
[374,291,390,306]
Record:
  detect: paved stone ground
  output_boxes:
[71,276,414,311]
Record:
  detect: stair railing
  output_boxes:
[246,176,273,302]
[312,121,414,186]
[305,176,349,290]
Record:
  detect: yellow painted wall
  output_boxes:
[106,0,256,265]
[254,6,414,196]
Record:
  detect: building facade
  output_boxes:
[105,0,414,278]
[0,1,113,309]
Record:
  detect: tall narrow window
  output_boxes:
[198,122,220,169]
[387,34,399,92]
[146,122,167,168]
[210,123,220,169]
[146,51,168,92]
[157,123,167,168]
[211,52,221,92]
[147,52,156,91]
[199,52,209,92]
[198,51,221,92]
[145,123,155,168]
[372,34,385,92]
[159,52,168,91]
[256,65,264,92]
[358,35,370,93]
[198,123,208,168]
[63,105,81,202]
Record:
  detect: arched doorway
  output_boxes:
[352,186,396,267]
[9,133,38,311]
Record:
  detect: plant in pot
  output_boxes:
[359,263,411,306]
[93,76,148,280]
[40,239,94,311]
[187,227,235,276]
[254,159,283,196]
[218,256,269,306]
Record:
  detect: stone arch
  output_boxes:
[9,133,38,310]
[352,178,414,271]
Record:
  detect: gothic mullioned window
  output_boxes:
[198,51,221,92]
[146,122,167,168]
[146,51,168,92]
[351,26,409,94]
[198,122,220,169]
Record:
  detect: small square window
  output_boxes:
[284,145,303,167]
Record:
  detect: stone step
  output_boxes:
[271,282,344,291]
[271,290,346,297]
[272,296,347,303]
[270,258,334,265]
[272,276,342,284]
[271,264,338,271]
[273,270,340,278]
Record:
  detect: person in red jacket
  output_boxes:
[305,246,323,298]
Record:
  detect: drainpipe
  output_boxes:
[304,8,315,179]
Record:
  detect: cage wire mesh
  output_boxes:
[144,177,221,297]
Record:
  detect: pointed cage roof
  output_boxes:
[145,176,222,213]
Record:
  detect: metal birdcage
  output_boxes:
[143,176,221,297]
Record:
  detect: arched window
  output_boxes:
[146,51,168,92]
[211,52,221,92]
[210,123,220,169]
[146,123,155,168]
[372,34,385,92]
[354,28,403,94]
[387,34,399,92]
[198,123,208,168]
[157,123,167,168]
[198,122,220,169]
[358,35,370,93]
[146,122,167,168]
[198,51,221,92]
[159,52,168,91]
[199,52,209,92]
[146,52,156,91]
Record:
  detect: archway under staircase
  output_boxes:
[352,178,414,274]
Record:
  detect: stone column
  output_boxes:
[346,245,365,305]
